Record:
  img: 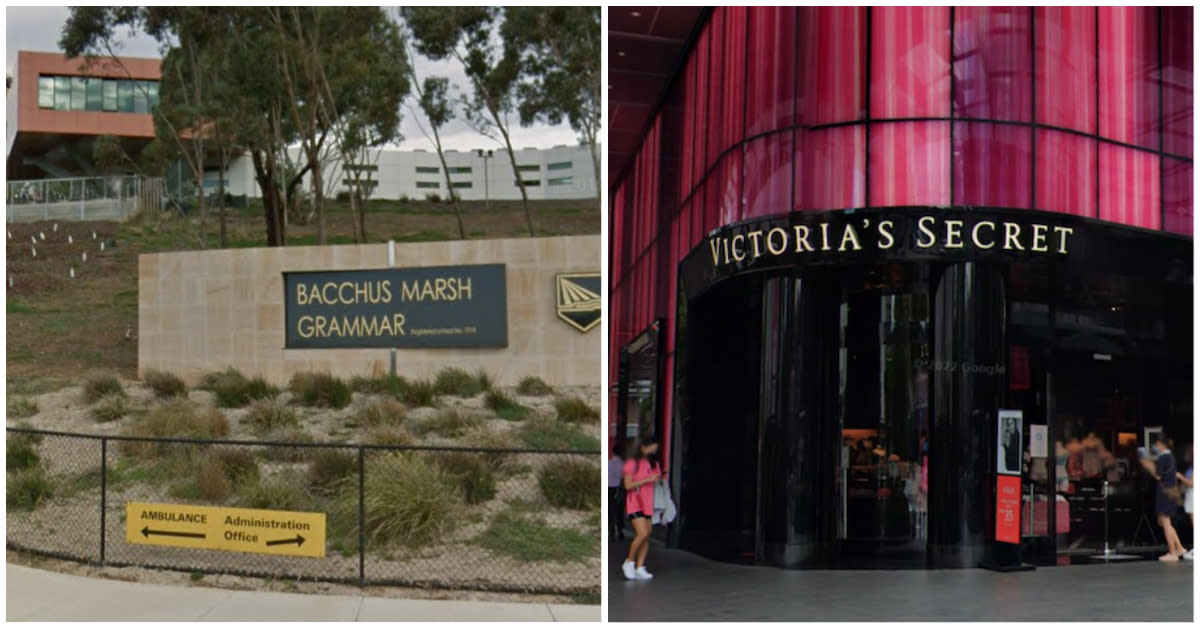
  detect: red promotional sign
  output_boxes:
[996,475,1022,544]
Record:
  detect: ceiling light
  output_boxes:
[618,51,625,56]
[631,11,641,17]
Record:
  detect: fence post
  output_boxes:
[358,445,365,587]
[100,437,107,566]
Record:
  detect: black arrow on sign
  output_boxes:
[141,526,205,539]
[266,534,305,547]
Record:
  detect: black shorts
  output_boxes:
[627,511,650,521]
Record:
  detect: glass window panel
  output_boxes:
[721,6,747,153]
[102,80,117,111]
[546,161,571,171]
[1035,129,1096,218]
[746,6,797,136]
[1098,144,1160,230]
[953,122,1032,208]
[70,77,87,111]
[86,78,103,111]
[133,80,149,113]
[37,77,54,108]
[692,22,710,184]
[870,6,951,119]
[54,76,70,110]
[1035,7,1096,133]
[1163,158,1193,236]
[1098,7,1159,150]
[804,6,868,125]
[146,81,160,108]
[680,51,695,202]
[1162,6,1193,158]
[869,121,951,207]
[799,125,866,211]
[712,151,742,227]
[743,132,793,219]
[118,80,134,112]
[953,7,1032,122]
[706,9,725,172]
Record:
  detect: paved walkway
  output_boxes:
[7,564,599,622]
[609,541,1193,622]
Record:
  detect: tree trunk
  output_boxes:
[349,183,362,243]
[310,147,326,245]
[217,152,228,248]
[358,191,367,241]
[432,127,466,240]
[492,110,533,236]
[586,129,601,202]
[195,163,208,249]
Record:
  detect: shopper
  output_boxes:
[622,436,663,581]
[608,445,626,541]
[1140,434,1186,561]
[1176,444,1194,560]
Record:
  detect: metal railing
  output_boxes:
[6,427,601,595]
[6,176,160,223]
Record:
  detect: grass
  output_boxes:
[143,369,187,398]
[308,449,358,494]
[7,396,38,418]
[119,399,230,457]
[433,367,491,398]
[483,389,531,422]
[432,452,497,505]
[7,376,71,396]
[342,453,461,548]
[243,397,300,435]
[516,417,601,451]
[8,465,54,510]
[473,510,595,564]
[355,399,407,429]
[538,458,601,510]
[172,448,260,503]
[7,432,41,471]
[82,372,124,403]
[90,393,132,422]
[348,374,408,397]
[260,428,317,462]
[554,397,599,424]
[413,409,484,439]
[516,376,553,396]
[236,474,312,511]
[461,426,518,470]
[199,368,278,408]
[289,372,352,409]
[364,426,415,447]
[400,378,438,407]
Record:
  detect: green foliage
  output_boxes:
[364,426,415,447]
[401,378,438,407]
[236,474,311,511]
[484,389,531,422]
[414,408,484,439]
[8,465,54,510]
[473,510,595,563]
[200,368,278,408]
[433,367,487,397]
[143,369,187,398]
[433,451,497,504]
[83,372,124,403]
[308,449,358,494]
[461,426,517,470]
[243,397,300,435]
[554,397,599,424]
[260,428,316,462]
[349,374,408,396]
[356,398,407,429]
[90,393,132,423]
[516,376,553,396]
[342,453,460,548]
[7,396,38,418]
[177,448,260,503]
[538,458,600,510]
[7,432,40,471]
[290,372,352,409]
[120,399,230,457]
[517,416,600,451]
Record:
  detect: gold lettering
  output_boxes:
[381,280,392,303]
[709,239,722,266]
[916,216,937,248]
[339,282,354,304]
[420,280,435,301]
[747,231,765,258]
[1031,224,1049,252]
[313,316,328,336]
[838,224,862,251]
[819,223,831,251]
[1053,226,1073,254]
[767,228,788,255]
[298,316,314,338]
[435,278,448,300]
[945,220,965,249]
[401,280,419,302]
[1004,222,1024,250]
[375,315,390,335]
[722,237,731,264]
[327,315,342,337]
[459,278,472,300]
[972,221,996,249]
[356,282,369,304]
[794,226,814,252]
[393,313,406,335]
[344,316,362,337]
[321,282,337,305]
[878,221,895,249]
[297,284,310,306]
[731,234,746,262]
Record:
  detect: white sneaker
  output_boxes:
[1184,549,1195,561]
[635,566,654,580]
[622,560,637,580]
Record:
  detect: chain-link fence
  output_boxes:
[6,427,601,595]
[6,176,160,223]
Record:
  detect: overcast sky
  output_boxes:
[6,6,580,152]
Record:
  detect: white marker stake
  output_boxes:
[69,268,75,279]
[100,242,105,251]
[30,236,36,244]
[68,235,74,244]
[6,231,10,239]
[8,277,13,288]
[82,252,87,262]
[31,248,36,258]
[92,231,97,240]
[39,232,45,240]
[53,223,58,232]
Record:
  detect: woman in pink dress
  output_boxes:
[622,437,663,581]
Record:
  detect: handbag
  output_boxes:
[1164,484,1185,506]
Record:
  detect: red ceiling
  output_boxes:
[608,6,705,190]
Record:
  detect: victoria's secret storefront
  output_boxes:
[609,7,1193,569]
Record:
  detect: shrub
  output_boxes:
[349,374,408,396]
[208,448,260,485]
[7,432,40,471]
[538,458,600,510]
[356,399,407,429]
[83,372,124,403]
[90,393,132,423]
[516,376,553,396]
[462,426,517,470]
[180,448,259,503]
[200,368,278,408]
[261,428,316,462]
[237,474,311,511]
[345,453,460,548]
[290,372,352,409]
[365,426,415,447]
[8,466,54,510]
[473,511,595,563]
[120,399,230,457]
[517,417,601,451]
[308,449,358,494]
[414,408,483,439]
[243,397,300,435]
[433,367,485,397]
[484,390,531,422]
[401,378,438,407]
[424,192,442,203]
[555,397,599,424]
[433,452,497,505]
[7,396,38,418]
[143,369,187,398]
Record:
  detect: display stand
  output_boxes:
[980,409,1036,573]
[1090,480,1139,561]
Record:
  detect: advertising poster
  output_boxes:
[997,409,1023,476]
[1029,424,1048,458]
[995,475,1022,544]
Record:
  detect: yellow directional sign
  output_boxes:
[125,502,326,558]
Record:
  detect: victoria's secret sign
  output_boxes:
[706,213,1074,269]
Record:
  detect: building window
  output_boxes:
[85,78,103,111]
[415,181,440,189]
[415,166,439,174]
[70,77,86,111]
[102,79,117,111]
[516,164,540,172]
[447,166,472,174]
[118,80,134,112]
[451,181,472,189]
[345,164,379,173]
[37,77,54,108]
[515,179,541,187]
[342,179,379,188]
[548,176,574,186]
[547,161,572,171]
[54,76,70,110]
[133,81,149,113]
[36,74,159,113]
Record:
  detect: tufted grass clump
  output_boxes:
[8,465,54,510]
[338,453,460,548]
[90,393,132,423]
[174,448,260,503]
[484,389,531,422]
[308,449,358,495]
[413,408,484,439]
[517,416,601,451]
[555,397,599,424]
[433,367,490,398]
[143,369,187,398]
[289,372,352,409]
[7,396,38,418]
[433,451,497,505]
[243,397,300,435]
[364,426,415,447]
[236,473,312,511]
[461,426,518,471]
[516,376,553,396]
[349,374,409,397]
[7,431,40,471]
[120,399,230,457]
[356,399,407,429]
[83,372,124,403]
[199,368,278,408]
[538,458,601,510]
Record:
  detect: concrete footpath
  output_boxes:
[6,564,600,622]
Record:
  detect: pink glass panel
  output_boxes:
[953,7,1032,121]
[746,6,797,136]
[869,121,951,207]
[1099,144,1161,230]
[802,6,867,125]
[953,122,1032,208]
[611,182,627,287]
[692,24,710,188]
[1162,6,1193,158]
[870,6,951,119]
[744,132,793,219]
[799,125,865,211]
[721,6,748,153]
[1098,6,1159,150]
[705,9,725,173]
[690,195,705,252]
[710,152,742,229]
[1163,158,1193,236]
[680,53,696,201]
[1035,7,1096,133]
[1034,129,1096,218]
